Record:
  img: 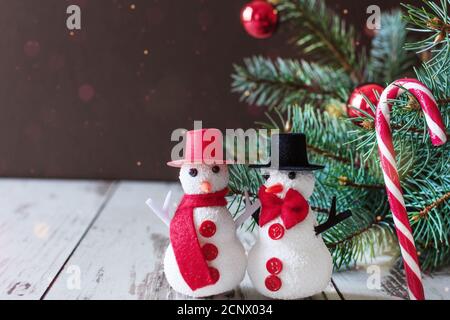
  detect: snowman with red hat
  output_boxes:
[146,128,247,297]
[246,133,351,299]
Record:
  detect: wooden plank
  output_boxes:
[44,181,184,300]
[422,267,450,300]
[330,255,403,300]
[0,179,113,300]
[330,254,450,300]
[317,280,343,300]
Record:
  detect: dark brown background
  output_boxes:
[0,0,418,181]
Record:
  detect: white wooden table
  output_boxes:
[0,179,449,300]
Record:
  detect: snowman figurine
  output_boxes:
[246,133,351,299]
[146,129,247,298]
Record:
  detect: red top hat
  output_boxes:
[167,129,233,168]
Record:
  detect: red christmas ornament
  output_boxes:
[241,0,278,39]
[347,83,384,119]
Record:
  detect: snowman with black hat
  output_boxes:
[246,133,351,299]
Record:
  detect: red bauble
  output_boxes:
[241,0,278,39]
[347,83,384,119]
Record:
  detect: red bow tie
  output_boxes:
[258,186,310,229]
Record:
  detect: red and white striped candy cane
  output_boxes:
[376,78,447,300]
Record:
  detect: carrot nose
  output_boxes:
[265,183,284,194]
[200,181,212,193]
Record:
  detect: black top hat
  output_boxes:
[250,133,325,171]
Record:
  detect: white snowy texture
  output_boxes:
[164,164,247,297]
[261,169,315,199]
[248,170,333,299]
[179,164,229,195]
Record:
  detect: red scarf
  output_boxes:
[258,186,309,229]
[170,188,228,291]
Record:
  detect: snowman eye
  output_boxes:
[212,166,220,174]
[262,174,270,180]
[189,168,198,177]
[288,172,296,180]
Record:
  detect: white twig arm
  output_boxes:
[234,191,261,227]
[146,190,173,227]
[162,190,172,214]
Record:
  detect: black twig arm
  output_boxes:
[252,207,261,226]
[315,196,352,235]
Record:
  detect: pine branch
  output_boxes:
[291,105,380,177]
[232,56,350,109]
[403,0,450,75]
[307,144,353,166]
[417,243,450,271]
[416,59,450,104]
[406,175,450,246]
[324,214,396,269]
[415,192,450,219]
[327,221,381,250]
[278,0,363,82]
[337,176,384,190]
[367,10,417,83]
[438,98,450,104]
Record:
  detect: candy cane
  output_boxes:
[376,78,447,300]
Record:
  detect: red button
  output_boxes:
[265,275,282,292]
[199,220,216,238]
[202,243,218,261]
[209,267,220,283]
[266,258,283,275]
[268,223,285,240]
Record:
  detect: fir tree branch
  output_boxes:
[413,192,450,220]
[325,219,396,269]
[403,0,450,75]
[367,11,417,83]
[438,98,450,104]
[416,243,450,271]
[337,176,384,190]
[292,105,380,177]
[232,57,350,108]
[307,145,353,165]
[278,0,363,82]
[327,220,381,250]
[427,16,450,34]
